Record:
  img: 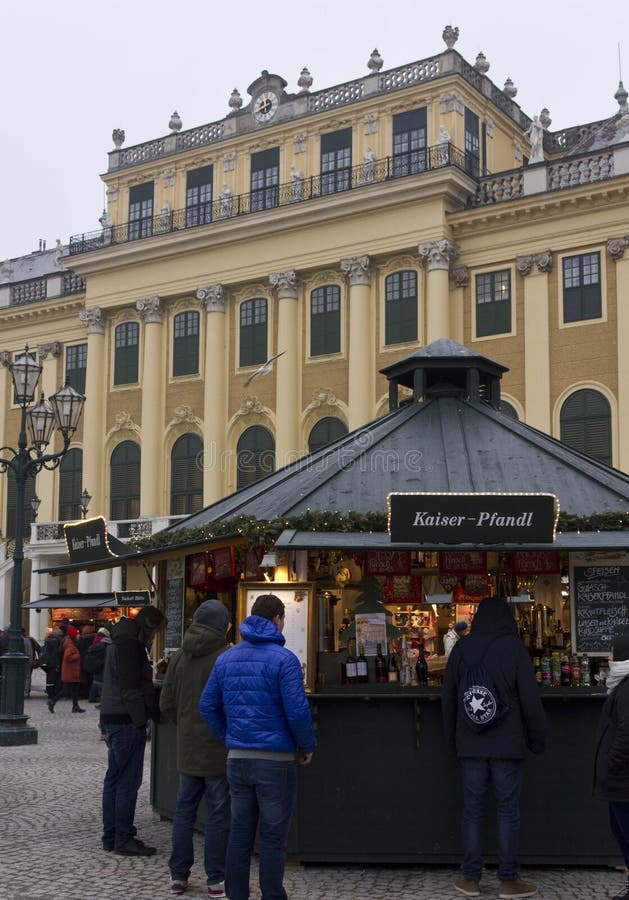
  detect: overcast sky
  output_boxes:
[1,0,627,262]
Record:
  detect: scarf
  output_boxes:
[606,658,629,694]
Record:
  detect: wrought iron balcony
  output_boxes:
[69,143,472,255]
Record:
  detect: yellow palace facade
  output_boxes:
[1,25,629,628]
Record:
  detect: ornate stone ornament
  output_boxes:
[0,350,11,368]
[293,132,307,154]
[106,185,118,202]
[112,129,125,149]
[442,25,459,49]
[485,118,495,138]
[439,92,464,115]
[607,235,629,260]
[79,307,105,334]
[113,411,140,434]
[223,151,236,172]
[451,266,470,288]
[163,168,175,188]
[169,111,182,133]
[136,296,163,324]
[503,77,518,99]
[340,255,371,286]
[516,251,553,275]
[229,89,243,111]
[368,49,383,73]
[269,270,299,299]
[474,52,490,74]
[297,68,313,93]
[173,405,202,427]
[363,113,378,135]
[37,342,62,360]
[418,239,458,271]
[197,283,226,312]
[311,388,340,408]
[540,108,552,129]
[238,395,264,416]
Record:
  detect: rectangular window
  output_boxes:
[65,343,87,394]
[114,322,139,385]
[475,270,511,337]
[465,108,480,177]
[321,128,352,195]
[240,299,268,367]
[251,148,279,211]
[563,252,602,322]
[173,311,200,376]
[310,286,341,356]
[392,109,427,178]
[186,165,213,227]
[128,182,154,240]
[385,271,418,345]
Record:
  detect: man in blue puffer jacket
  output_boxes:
[200,593,315,900]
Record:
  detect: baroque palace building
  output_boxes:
[1,24,629,629]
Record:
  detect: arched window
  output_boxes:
[308,417,348,453]
[498,400,519,420]
[5,470,36,540]
[560,389,612,465]
[310,285,340,356]
[110,441,141,520]
[239,299,267,368]
[114,322,139,385]
[173,310,200,377]
[385,271,417,345]
[58,448,83,521]
[171,433,204,515]
[236,426,275,489]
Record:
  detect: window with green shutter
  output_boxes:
[110,441,141,520]
[239,299,268,367]
[129,181,154,240]
[236,426,275,489]
[65,343,87,394]
[186,165,213,227]
[475,270,511,337]
[308,416,348,453]
[310,285,341,356]
[58,448,83,521]
[173,311,199,376]
[251,148,279,211]
[385,271,418,345]
[560,389,611,465]
[321,128,352,195]
[392,108,426,177]
[562,252,601,322]
[170,433,203,515]
[114,322,139,385]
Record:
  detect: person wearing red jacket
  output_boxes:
[47,625,85,713]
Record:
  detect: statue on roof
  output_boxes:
[525,115,544,163]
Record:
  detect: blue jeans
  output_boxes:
[169,773,230,886]
[226,757,297,900]
[102,723,147,849]
[460,757,524,882]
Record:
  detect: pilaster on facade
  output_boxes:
[197,283,227,313]
[418,239,458,272]
[516,251,553,276]
[136,296,163,324]
[269,270,299,299]
[607,235,629,260]
[79,307,106,335]
[340,255,371,286]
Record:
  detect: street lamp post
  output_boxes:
[0,347,85,746]
[79,488,91,519]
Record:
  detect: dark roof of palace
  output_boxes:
[174,339,629,529]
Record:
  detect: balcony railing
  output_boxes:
[69,143,472,255]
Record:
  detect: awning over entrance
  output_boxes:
[23,593,119,609]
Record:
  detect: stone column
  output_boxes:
[517,251,553,433]
[449,266,469,344]
[78,308,107,517]
[269,270,300,465]
[0,352,9,528]
[35,342,62,522]
[136,297,164,517]
[608,235,629,469]
[197,284,228,505]
[340,255,373,430]
[418,239,458,342]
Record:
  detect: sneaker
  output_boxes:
[498,879,538,899]
[114,837,157,857]
[208,883,226,899]
[453,877,481,897]
[170,881,188,895]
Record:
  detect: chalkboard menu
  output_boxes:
[571,555,629,654]
[164,577,184,649]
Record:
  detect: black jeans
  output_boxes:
[51,681,80,706]
[610,802,629,878]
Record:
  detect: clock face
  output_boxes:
[253,90,279,123]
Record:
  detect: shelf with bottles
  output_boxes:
[531,649,607,689]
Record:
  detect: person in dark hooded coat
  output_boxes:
[442,596,546,900]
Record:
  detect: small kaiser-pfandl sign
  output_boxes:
[388,492,558,545]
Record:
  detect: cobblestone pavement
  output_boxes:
[0,670,624,899]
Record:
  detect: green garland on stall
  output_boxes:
[133,508,629,552]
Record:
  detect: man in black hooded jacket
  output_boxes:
[442,596,546,900]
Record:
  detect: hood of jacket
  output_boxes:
[239,614,285,647]
[111,616,139,642]
[182,621,228,658]
[470,596,518,638]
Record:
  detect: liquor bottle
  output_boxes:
[387,642,399,684]
[375,643,387,683]
[540,652,551,685]
[415,647,429,686]
[571,654,581,687]
[560,652,571,687]
[357,642,368,684]
[551,651,561,687]
[533,657,542,685]
[581,653,591,687]
[399,636,412,686]
[346,639,358,685]
[338,608,351,644]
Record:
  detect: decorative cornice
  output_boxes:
[79,307,105,335]
[607,235,629,261]
[418,239,458,272]
[516,251,553,276]
[197,283,226,313]
[340,255,371,286]
[269,270,299,299]
[37,341,62,360]
[451,265,470,287]
[112,411,140,435]
[136,296,163,324]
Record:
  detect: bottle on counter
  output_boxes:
[399,636,412,686]
[346,639,358,685]
[338,608,351,644]
[387,641,399,684]
[415,647,429,686]
[541,652,551,685]
[571,654,581,687]
[581,653,591,687]
[357,642,368,684]
[560,652,571,687]
[533,657,542,685]
[551,651,561,687]
[375,643,387,683]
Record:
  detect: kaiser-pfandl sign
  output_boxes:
[388,493,558,544]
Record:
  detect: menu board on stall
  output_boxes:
[164,558,185,650]
[238,583,315,690]
[570,553,629,654]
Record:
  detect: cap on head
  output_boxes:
[454,620,469,634]
[193,599,230,633]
